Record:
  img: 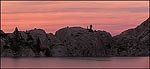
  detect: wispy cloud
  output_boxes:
[2,1,149,14]
[2,6,148,14]
[1,1,149,35]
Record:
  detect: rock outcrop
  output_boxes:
[1,28,36,57]
[55,27,113,56]
[112,18,149,56]
[0,18,149,57]
[0,28,68,57]
[47,33,67,56]
[26,29,50,56]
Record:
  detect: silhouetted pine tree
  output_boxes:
[10,27,24,56]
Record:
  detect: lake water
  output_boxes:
[1,57,149,68]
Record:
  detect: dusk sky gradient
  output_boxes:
[1,1,149,35]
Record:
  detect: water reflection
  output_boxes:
[1,57,149,68]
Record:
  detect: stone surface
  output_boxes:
[47,33,67,56]
[112,18,149,56]
[55,27,113,56]
[0,18,149,57]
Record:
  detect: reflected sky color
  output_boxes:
[1,1,149,35]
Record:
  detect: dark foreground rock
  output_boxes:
[0,28,67,57]
[0,18,149,57]
[55,27,113,56]
[47,33,67,56]
[112,18,149,56]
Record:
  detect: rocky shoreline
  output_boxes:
[0,18,149,57]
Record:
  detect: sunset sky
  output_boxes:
[1,1,149,35]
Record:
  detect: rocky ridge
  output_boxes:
[55,27,112,56]
[0,18,149,57]
[112,18,149,56]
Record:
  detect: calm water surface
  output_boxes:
[1,57,149,68]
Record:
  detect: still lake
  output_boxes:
[1,57,149,68]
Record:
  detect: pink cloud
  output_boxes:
[1,1,149,36]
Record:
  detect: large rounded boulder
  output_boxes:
[55,27,113,56]
[27,29,50,56]
[47,33,67,56]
